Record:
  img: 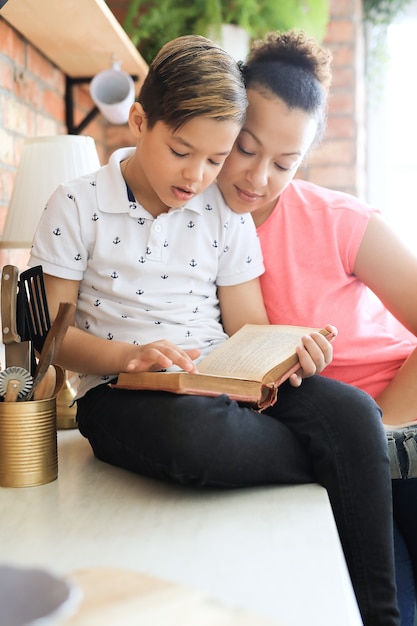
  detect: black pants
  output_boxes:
[393,479,417,589]
[77,375,400,626]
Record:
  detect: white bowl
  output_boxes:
[0,564,82,625]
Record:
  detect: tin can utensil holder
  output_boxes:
[0,397,57,487]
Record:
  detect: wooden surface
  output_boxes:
[63,568,282,625]
[1,0,148,80]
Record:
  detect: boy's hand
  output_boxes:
[289,324,337,387]
[124,340,201,374]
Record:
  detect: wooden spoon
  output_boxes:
[28,302,75,400]
[33,364,56,401]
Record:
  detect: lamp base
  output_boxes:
[56,372,77,430]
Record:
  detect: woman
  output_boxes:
[30,35,399,626]
[217,29,417,625]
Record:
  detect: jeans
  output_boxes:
[394,521,416,626]
[393,479,417,625]
[77,375,400,626]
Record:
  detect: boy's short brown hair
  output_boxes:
[138,35,247,131]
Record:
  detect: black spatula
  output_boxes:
[18,265,51,354]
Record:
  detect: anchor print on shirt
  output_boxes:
[92,213,99,222]
[113,236,121,244]
[53,228,62,236]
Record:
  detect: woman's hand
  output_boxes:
[289,324,337,387]
[124,340,201,374]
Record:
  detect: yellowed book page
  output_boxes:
[198,324,319,381]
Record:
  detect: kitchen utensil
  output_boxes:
[33,364,57,401]
[1,266,32,371]
[18,265,51,353]
[16,278,36,375]
[0,366,33,401]
[27,302,75,400]
[26,337,56,401]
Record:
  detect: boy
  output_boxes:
[29,35,399,625]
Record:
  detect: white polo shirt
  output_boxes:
[29,147,265,398]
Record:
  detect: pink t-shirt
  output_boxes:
[257,179,417,398]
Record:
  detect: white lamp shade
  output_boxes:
[1,135,100,248]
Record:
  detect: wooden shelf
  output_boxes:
[1,0,148,81]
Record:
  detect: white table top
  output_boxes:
[0,429,362,626]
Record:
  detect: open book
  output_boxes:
[112,324,334,411]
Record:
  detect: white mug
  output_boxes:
[90,63,135,125]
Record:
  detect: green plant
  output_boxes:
[203,0,329,40]
[123,0,329,65]
[363,0,412,25]
[123,1,197,63]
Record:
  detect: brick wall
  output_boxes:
[0,0,365,267]
[298,0,366,198]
